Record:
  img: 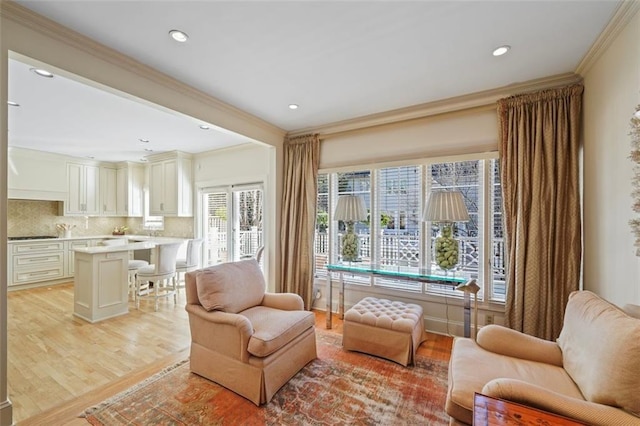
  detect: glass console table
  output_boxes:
[325,263,475,337]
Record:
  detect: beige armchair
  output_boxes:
[446,291,640,425]
[185,259,317,405]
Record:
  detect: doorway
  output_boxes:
[201,184,264,266]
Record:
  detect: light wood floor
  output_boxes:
[9,283,453,425]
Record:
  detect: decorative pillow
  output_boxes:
[557,290,640,416]
[195,259,265,313]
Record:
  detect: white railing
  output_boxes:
[206,228,263,264]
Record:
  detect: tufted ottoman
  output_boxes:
[342,297,426,366]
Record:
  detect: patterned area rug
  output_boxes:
[83,329,449,425]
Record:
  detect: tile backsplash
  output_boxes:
[7,200,194,238]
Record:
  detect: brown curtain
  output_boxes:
[498,84,583,340]
[279,134,320,309]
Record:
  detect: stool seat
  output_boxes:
[128,259,149,270]
[343,296,425,366]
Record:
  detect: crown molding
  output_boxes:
[576,0,640,76]
[288,73,582,139]
[0,1,285,139]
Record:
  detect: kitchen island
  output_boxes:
[72,237,186,323]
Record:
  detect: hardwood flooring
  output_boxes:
[9,283,453,425]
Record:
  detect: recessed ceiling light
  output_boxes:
[140,158,148,162]
[288,104,299,110]
[139,138,150,143]
[144,148,153,152]
[169,29,189,43]
[86,156,95,159]
[30,68,54,78]
[199,124,210,130]
[492,45,510,57]
[7,101,19,107]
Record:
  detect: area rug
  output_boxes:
[83,329,449,425]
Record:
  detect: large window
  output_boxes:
[314,157,505,302]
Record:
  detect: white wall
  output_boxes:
[583,9,640,305]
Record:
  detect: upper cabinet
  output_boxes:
[100,166,118,216]
[116,163,144,217]
[66,161,145,217]
[66,162,100,216]
[148,151,193,217]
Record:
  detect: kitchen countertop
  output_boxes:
[7,235,188,244]
[73,236,187,254]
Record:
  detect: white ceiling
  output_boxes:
[9,0,620,163]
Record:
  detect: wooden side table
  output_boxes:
[473,393,587,425]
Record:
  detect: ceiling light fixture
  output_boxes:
[7,101,19,107]
[288,104,299,110]
[29,68,54,78]
[139,138,150,143]
[144,148,153,152]
[199,124,210,130]
[140,158,148,162]
[492,45,511,57]
[169,29,189,43]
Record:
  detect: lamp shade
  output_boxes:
[334,195,367,222]
[423,191,470,223]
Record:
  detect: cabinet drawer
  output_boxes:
[13,266,65,284]
[13,252,65,269]
[12,241,65,254]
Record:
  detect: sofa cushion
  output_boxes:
[241,306,315,358]
[195,259,265,313]
[447,337,583,425]
[557,290,640,416]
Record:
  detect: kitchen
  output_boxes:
[5,55,276,421]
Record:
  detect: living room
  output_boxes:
[1,1,639,425]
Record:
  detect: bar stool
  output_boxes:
[174,238,203,292]
[135,242,182,311]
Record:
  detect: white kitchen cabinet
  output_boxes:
[116,163,144,217]
[66,239,98,276]
[9,241,66,286]
[148,152,193,217]
[100,166,118,216]
[66,162,100,215]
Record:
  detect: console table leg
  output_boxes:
[338,272,345,320]
[464,291,471,338]
[326,273,332,329]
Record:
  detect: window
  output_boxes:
[314,156,505,302]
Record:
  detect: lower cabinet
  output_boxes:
[8,238,101,287]
[67,239,93,276]
[9,241,65,286]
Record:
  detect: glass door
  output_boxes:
[201,184,263,266]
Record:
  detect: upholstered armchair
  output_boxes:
[184,259,317,405]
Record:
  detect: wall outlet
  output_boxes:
[486,314,494,325]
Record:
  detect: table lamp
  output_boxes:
[334,195,367,262]
[422,190,470,272]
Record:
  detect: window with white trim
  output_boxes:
[314,156,505,302]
